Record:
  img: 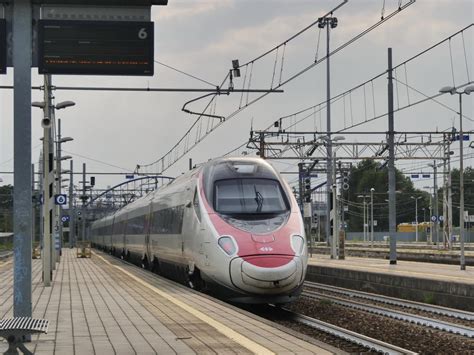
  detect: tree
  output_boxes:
[0,185,13,232]
[449,167,474,227]
[344,160,430,232]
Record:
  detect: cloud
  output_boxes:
[153,0,233,21]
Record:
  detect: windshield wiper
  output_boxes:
[254,185,264,213]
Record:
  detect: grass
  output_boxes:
[319,298,333,306]
[423,293,436,304]
[0,242,13,251]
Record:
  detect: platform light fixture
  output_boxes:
[58,137,74,144]
[55,100,76,110]
[31,101,45,109]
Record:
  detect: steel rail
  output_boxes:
[305,282,474,321]
[279,308,417,355]
[303,290,474,338]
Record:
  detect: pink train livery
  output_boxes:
[91,157,308,304]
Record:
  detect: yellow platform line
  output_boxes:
[94,252,275,355]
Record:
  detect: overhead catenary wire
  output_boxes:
[276,24,474,133]
[392,78,474,122]
[239,65,248,109]
[154,59,217,88]
[238,0,349,68]
[136,1,416,174]
[270,46,279,89]
[279,43,287,86]
[461,32,471,82]
[62,150,133,172]
[448,38,456,88]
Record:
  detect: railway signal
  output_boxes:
[342,171,349,191]
[304,177,311,203]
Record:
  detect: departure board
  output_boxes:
[38,20,154,76]
[0,19,6,74]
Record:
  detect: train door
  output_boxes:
[180,185,193,254]
[189,186,208,266]
[110,216,115,254]
[122,213,128,255]
[145,204,153,261]
[101,223,105,250]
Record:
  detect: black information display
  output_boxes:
[0,19,6,74]
[38,20,154,76]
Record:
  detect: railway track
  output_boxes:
[277,307,417,355]
[305,281,474,321]
[302,285,474,338]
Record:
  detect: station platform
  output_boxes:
[0,249,335,355]
[307,254,474,311]
[311,242,474,266]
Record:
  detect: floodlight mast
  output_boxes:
[31,78,54,287]
[317,15,338,253]
[438,84,474,270]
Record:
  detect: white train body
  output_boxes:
[91,157,308,303]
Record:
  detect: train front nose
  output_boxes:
[229,255,304,294]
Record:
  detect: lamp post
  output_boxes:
[423,186,434,244]
[410,196,422,243]
[370,188,375,247]
[56,136,73,259]
[321,135,344,259]
[32,99,52,286]
[33,96,75,271]
[357,195,368,242]
[428,161,441,246]
[318,15,338,258]
[54,102,75,262]
[439,84,474,270]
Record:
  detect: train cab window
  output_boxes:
[193,188,202,222]
[214,179,289,215]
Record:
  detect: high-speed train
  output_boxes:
[91,157,308,304]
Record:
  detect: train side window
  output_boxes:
[193,189,201,222]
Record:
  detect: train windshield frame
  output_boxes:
[213,178,289,215]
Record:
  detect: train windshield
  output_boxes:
[214,179,289,215]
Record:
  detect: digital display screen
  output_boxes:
[38,20,154,76]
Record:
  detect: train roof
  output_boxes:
[91,157,279,226]
[201,157,280,182]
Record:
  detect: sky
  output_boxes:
[0,0,473,197]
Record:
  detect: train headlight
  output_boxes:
[218,236,237,256]
[291,235,305,256]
